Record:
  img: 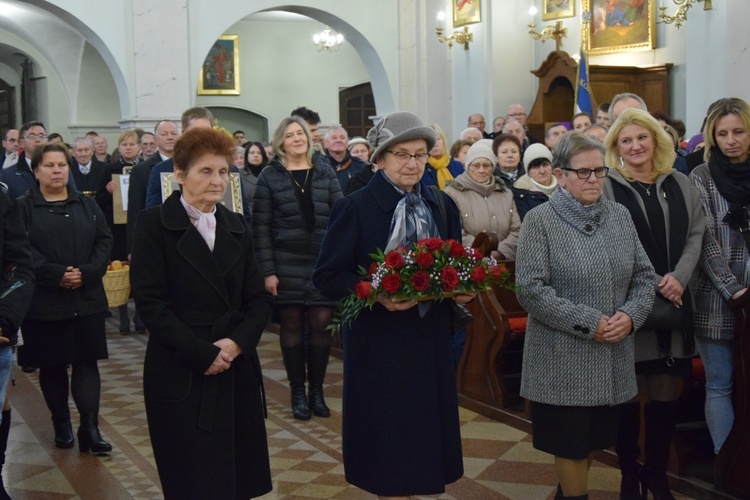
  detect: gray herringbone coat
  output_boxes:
[516,189,655,406]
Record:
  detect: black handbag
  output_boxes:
[640,294,681,331]
[449,301,474,331]
[429,185,475,331]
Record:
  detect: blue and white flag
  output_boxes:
[575,44,593,115]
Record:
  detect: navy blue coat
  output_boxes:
[313,170,464,496]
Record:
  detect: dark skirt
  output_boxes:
[531,401,621,459]
[18,314,108,367]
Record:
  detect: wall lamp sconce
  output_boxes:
[658,0,713,28]
[527,7,567,52]
[435,11,473,50]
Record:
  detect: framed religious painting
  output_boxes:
[542,0,575,21]
[198,35,240,95]
[586,0,657,55]
[160,172,243,214]
[453,0,481,28]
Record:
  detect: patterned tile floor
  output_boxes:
[1,303,697,499]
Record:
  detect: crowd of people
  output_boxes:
[0,93,745,500]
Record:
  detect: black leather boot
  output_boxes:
[280,345,311,420]
[616,402,642,500]
[77,413,112,455]
[52,411,74,449]
[307,345,331,418]
[118,305,130,334]
[640,401,676,500]
[0,409,11,500]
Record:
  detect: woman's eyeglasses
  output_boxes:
[561,166,609,179]
[387,150,430,165]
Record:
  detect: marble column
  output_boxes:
[124,0,191,129]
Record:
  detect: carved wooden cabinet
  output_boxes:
[526,51,672,141]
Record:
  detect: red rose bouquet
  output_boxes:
[334,237,513,330]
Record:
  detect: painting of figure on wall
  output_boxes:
[198,35,240,95]
[453,0,481,28]
[588,0,656,55]
[543,0,575,21]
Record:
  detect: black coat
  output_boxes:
[252,156,342,305]
[130,191,273,499]
[17,185,112,321]
[313,170,464,496]
[98,159,135,260]
[0,185,35,341]
[126,153,165,253]
[498,175,549,221]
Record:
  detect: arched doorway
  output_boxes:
[207,106,269,142]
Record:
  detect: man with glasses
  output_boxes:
[0,122,77,197]
[467,113,492,139]
[506,103,539,148]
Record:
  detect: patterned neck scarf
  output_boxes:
[180,196,217,252]
[382,174,438,253]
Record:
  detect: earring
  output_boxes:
[619,156,624,168]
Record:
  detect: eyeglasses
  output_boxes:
[562,166,609,179]
[24,133,47,140]
[468,162,494,170]
[387,150,430,165]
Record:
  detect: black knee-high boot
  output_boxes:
[616,402,641,500]
[118,305,130,334]
[640,401,676,500]
[0,409,11,500]
[307,345,331,418]
[280,345,310,420]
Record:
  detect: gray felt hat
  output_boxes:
[367,112,437,163]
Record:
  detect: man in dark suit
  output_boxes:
[127,119,179,255]
[1,129,18,168]
[0,121,76,197]
[70,137,108,197]
[145,108,213,209]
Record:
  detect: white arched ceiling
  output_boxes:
[0,0,129,119]
[189,3,395,115]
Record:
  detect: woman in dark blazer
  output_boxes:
[131,128,274,499]
[252,116,342,421]
[314,112,469,498]
[17,142,113,454]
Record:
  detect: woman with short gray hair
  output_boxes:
[515,132,655,500]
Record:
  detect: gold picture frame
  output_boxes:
[586,0,656,56]
[160,172,243,215]
[452,0,481,28]
[543,0,575,21]
[198,35,240,95]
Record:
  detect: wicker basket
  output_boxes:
[103,268,130,307]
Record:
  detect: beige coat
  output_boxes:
[444,173,521,259]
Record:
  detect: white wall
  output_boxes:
[194,18,370,136]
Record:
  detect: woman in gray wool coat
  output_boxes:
[515,132,655,500]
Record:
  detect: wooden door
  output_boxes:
[339,82,375,139]
[0,79,15,131]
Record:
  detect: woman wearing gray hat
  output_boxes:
[444,141,520,260]
[314,111,469,498]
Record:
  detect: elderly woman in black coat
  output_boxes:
[252,116,342,421]
[314,112,470,499]
[17,142,113,454]
[131,128,274,499]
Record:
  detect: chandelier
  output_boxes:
[313,27,344,52]
[659,0,713,29]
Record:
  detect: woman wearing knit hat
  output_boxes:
[513,143,559,219]
[444,142,521,260]
[314,111,468,498]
